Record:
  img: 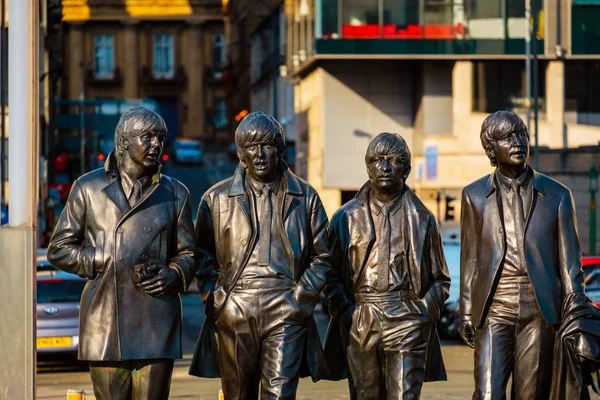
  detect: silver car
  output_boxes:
[36,268,86,356]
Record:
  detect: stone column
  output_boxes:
[185,22,204,139]
[122,21,139,99]
[546,60,566,147]
[452,61,473,137]
[67,22,85,100]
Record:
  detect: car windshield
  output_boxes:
[37,279,86,303]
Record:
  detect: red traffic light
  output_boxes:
[162,154,169,162]
[97,153,105,161]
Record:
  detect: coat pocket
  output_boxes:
[94,231,105,274]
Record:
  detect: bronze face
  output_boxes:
[124,129,165,174]
[240,141,280,183]
[492,130,529,169]
[367,153,404,196]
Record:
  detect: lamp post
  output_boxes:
[589,165,598,255]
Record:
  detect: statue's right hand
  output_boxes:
[460,318,476,348]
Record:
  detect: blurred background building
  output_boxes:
[284,0,600,253]
[1,0,600,253]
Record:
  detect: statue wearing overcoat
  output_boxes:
[460,170,584,331]
[189,162,330,380]
[324,182,450,383]
[47,153,197,361]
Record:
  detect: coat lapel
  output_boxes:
[228,164,251,225]
[351,184,376,281]
[482,174,505,270]
[282,167,303,221]
[102,179,131,213]
[403,189,429,295]
[524,169,545,234]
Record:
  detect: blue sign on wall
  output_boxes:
[1,206,7,225]
[425,146,438,180]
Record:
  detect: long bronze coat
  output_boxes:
[324,183,450,381]
[460,170,585,328]
[189,163,331,380]
[47,153,196,361]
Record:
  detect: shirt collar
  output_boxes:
[119,166,152,199]
[496,166,531,193]
[246,174,281,197]
[369,188,404,216]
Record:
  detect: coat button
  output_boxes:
[144,226,151,233]
[117,254,123,261]
[117,227,124,233]
[499,228,503,233]
[142,253,149,260]
[241,239,247,245]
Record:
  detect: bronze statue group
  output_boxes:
[47,108,600,400]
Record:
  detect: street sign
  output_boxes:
[425,146,438,180]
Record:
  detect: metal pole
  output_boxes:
[0,0,39,398]
[591,191,597,256]
[590,166,598,255]
[532,2,539,170]
[273,6,279,120]
[0,0,5,209]
[525,0,531,133]
[79,79,85,175]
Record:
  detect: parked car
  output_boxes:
[36,269,86,357]
[172,139,203,165]
[583,256,600,308]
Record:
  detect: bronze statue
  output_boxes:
[460,111,587,399]
[47,108,196,400]
[324,132,450,399]
[189,112,331,399]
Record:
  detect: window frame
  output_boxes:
[93,34,115,79]
[153,33,175,79]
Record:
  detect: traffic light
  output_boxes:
[445,195,456,221]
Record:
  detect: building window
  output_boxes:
[565,61,600,126]
[94,34,114,79]
[214,98,227,129]
[153,34,174,79]
[212,34,225,72]
[473,61,546,117]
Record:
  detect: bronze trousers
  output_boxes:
[473,276,555,400]
[89,358,174,400]
[344,292,433,400]
[215,283,307,400]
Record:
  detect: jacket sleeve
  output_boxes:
[459,188,476,317]
[325,209,353,319]
[168,184,197,292]
[422,213,451,322]
[194,192,220,309]
[47,180,97,279]
[557,189,585,296]
[292,190,332,316]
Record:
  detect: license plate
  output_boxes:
[37,336,72,348]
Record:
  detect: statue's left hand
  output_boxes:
[137,264,180,297]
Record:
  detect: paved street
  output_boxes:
[37,294,474,400]
[36,290,600,399]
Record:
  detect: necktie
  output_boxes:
[377,204,391,292]
[510,181,526,266]
[258,185,272,266]
[129,181,143,207]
